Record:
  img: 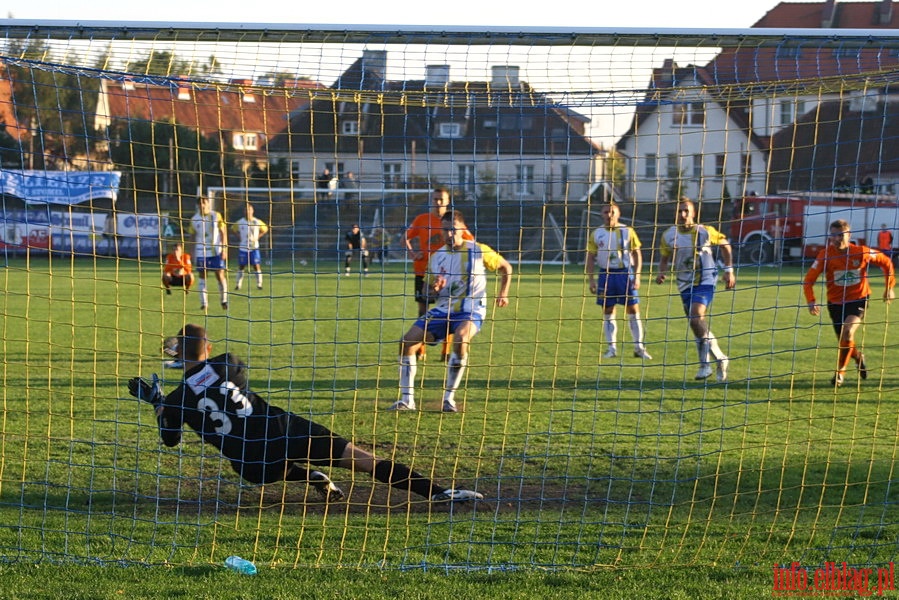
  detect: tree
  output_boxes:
[4,39,101,167]
[124,51,194,77]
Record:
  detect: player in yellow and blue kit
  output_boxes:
[389,210,513,413]
[585,201,651,360]
[656,198,736,382]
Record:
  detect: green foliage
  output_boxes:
[108,120,235,200]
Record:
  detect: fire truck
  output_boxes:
[730,192,899,264]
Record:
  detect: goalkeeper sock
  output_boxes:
[373,460,439,499]
[198,280,208,308]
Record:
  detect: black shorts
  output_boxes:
[232,414,351,484]
[827,297,868,335]
[168,275,186,287]
[414,275,435,305]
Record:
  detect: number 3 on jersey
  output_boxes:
[197,381,253,435]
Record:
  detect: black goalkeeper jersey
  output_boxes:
[160,353,317,483]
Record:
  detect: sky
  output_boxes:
[3,0,774,29]
[0,0,783,143]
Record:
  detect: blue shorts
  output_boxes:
[414,310,483,344]
[595,270,639,308]
[680,284,716,309]
[196,256,227,272]
[238,249,262,267]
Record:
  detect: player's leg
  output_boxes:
[602,306,618,358]
[442,317,479,412]
[626,303,650,359]
[338,442,481,503]
[344,250,352,275]
[162,273,172,294]
[361,249,370,275]
[253,251,263,289]
[215,265,228,309]
[413,275,428,360]
[391,323,430,410]
[197,260,209,310]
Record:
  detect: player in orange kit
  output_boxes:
[803,219,895,387]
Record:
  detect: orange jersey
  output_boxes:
[803,243,894,305]
[877,229,893,252]
[163,252,193,276]
[405,213,474,275]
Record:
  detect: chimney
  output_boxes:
[821,0,836,27]
[878,0,893,24]
[491,65,520,88]
[175,76,191,101]
[122,77,135,91]
[232,78,256,103]
[361,50,387,81]
[425,65,451,88]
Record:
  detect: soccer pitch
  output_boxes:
[0,256,897,574]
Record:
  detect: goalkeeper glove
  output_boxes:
[128,373,165,407]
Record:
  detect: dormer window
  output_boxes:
[232,132,259,151]
[341,121,359,135]
[437,122,462,138]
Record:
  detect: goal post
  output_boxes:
[1,22,898,573]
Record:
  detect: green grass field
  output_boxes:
[0,254,897,598]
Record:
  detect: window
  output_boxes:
[437,122,463,138]
[232,132,258,151]
[499,115,534,130]
[674,102,704,126]
[341,121,358,135]
[458,164,476,194]
[645,154,657,178]
[383,163,403,188]
[779,100,794,126]
[666,153,679,179]
[714,154,726,178]
[516,165,535,196]
[693,154,703,179]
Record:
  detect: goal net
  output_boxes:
[1,22,897,573]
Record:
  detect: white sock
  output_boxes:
[199,280,208,307]
[256,271,263,287]
[218,280,228,305]
[707,332,724,361]
[627,313,645,351]
[235,271,244,289]
[603,313,617,350]
[443,353,468,403]
[399,355,418,405]
[696,337,711,366]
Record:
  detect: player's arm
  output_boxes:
[802,258,824,315]
[872,249,896,303]
[218,216,228,260]
[718,239,736,290]
[259,220,269,238]
[655,251,671,284]
[630,229,644,290]
[585,251,598,294]
[127,375,182,446]
[494,256,513,308]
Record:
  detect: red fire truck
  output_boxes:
[730,192,899,264]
